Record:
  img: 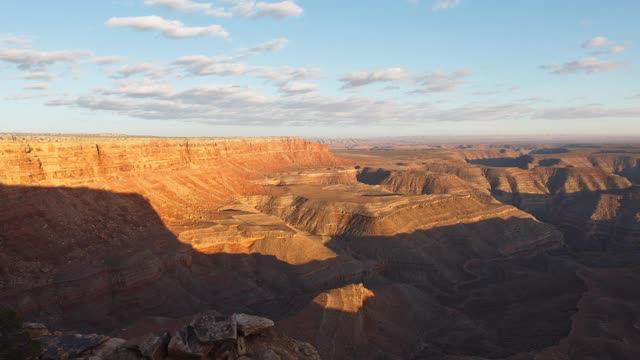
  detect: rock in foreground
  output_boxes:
[24,312,318,360]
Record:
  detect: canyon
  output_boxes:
[1,134,640,359]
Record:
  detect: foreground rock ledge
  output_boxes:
[25,312,320,360]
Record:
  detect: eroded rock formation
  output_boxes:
[2,135,640,360]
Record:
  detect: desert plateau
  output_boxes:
[0,134,639,359]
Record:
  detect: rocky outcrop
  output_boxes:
[23,312,318,360]
[249,183,559,249]
[356,166,493,200]
[40,333,121,360]
[234,314,275,337]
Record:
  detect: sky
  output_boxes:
[0,0,639,137]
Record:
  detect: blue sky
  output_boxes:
[0,0,638,137]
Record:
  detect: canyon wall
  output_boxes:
[0,135,356,339]
[0,135,345,186]
[4,137,640,359]
[0,135,351,230]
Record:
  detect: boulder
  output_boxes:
[122,332,169,360]
[92,337,126,358]
[105,347,144,360]
[237,336,247,356]
[233,314,274,336]
[191,312,237,343]
[167,328,213,359]
[38,333,107,359]
[296,342,318,357]
[167,329,195,359]
[256,349,281,360]
[22,322,50,338]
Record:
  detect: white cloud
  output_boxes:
[0,48,92,70]
[104,79,177,98]
[192,62,250,75]
[340,68,472,92]
[114,62,167,78]
[541,58,624,75]
[4,93,53,101]
[46,78,539,126]
[536,105,640,119]
[105,15,229,39]
[591,45,626,55]
[144,0,232,17]
[341,68,414,88]
[254,66,320,82]
[173,84,271,105]
[239,38,289,57]
[279,81,318,95]
[220,0,303,18]
[472,90,500,96]
[0,34,33,47]
[204,7,234,17]
[45,70,640,128]
[174,49,319,83]
[415,70,473,93]
[428,103,531,122]
[582,36,610,48]
[254,1,302,17]
[93,56,128,65]
[23,70,55,81]
[174,56,251,75]
[432,0,461,11]
[24,83,50,90]
[382,85,401,91]
[609,45,625,54]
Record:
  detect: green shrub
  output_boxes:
[0,308,43,360]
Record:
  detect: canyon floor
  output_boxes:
[2,135,640,359]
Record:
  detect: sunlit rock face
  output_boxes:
[2,136,640,359]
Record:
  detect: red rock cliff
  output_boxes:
[0,135,346,187]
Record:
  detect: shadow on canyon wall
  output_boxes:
[0,184,316,333]
[1,183,639,359]
[326,217,583,358]
[0,183,385,337]
[491,186,640,262]
[467,155,534,169]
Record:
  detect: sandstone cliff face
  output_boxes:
[0,135,344,186]
[0,135,350,227]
